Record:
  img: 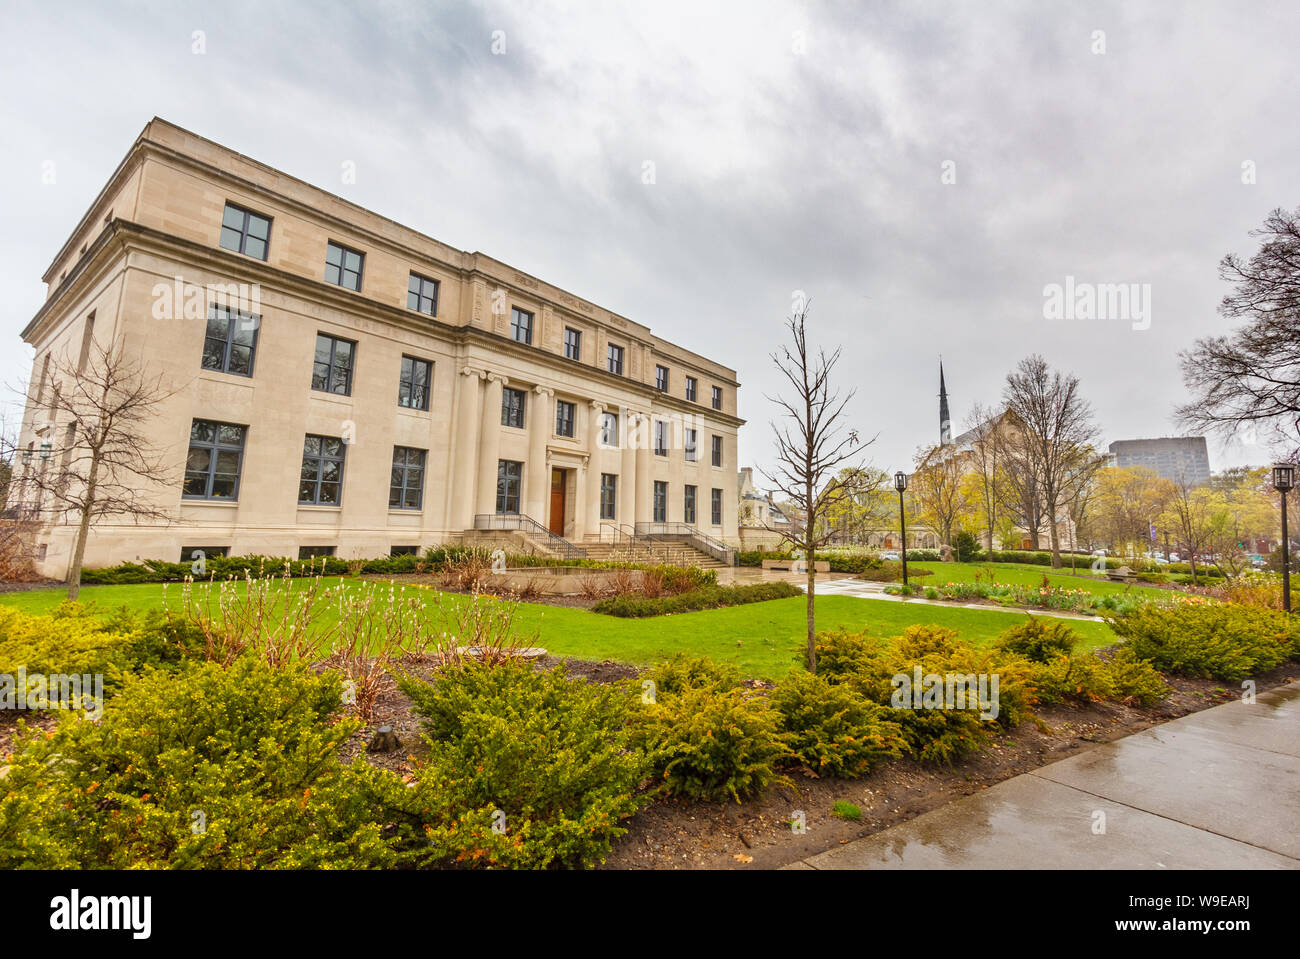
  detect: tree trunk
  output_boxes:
[806,555,816,674]
[66,455,99,601]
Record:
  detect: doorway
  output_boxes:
[549,468,567,536]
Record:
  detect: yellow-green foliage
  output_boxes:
[0,603,132,679]
[1031,647,1169,707]
[1106,604,1300,680]
[0,657,394,869]
[771,671,905,778]
[994,617,1079,663]
[632,683,792,803]
[396,660,650,869]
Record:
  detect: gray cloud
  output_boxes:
[1,0,1296,478]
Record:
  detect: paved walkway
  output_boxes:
[800,576,1103,622]
[787,682,1300,869]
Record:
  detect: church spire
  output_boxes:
[939,359,952,446]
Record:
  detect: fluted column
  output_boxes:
[451,368,485,530]
[526,385,554,522]
[582,401,605,539]
[476,373,508,516]
[633,411,652,527]
[620,409,638,531]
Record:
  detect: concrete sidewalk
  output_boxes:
[802,576,1103,622]
[787,682,1300,870]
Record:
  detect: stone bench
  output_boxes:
[762,559,830,572]
[1106,565,1137,583]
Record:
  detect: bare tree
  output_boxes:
[1178,206,1300,458]
[21,338,175,599]
[963,403,1004,550]
[1002,355,1100,567]
[762,304,874,673]
[995,415,1045,549]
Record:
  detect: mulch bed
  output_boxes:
[331,650,1297,870]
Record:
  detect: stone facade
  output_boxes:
[12,119,744,576]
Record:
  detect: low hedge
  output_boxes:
[1105,603,1300,681]
[735,551,885,573]
[591,581,802,617]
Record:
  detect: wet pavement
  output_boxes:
[787,682,1300,869]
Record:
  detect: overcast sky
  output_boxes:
[2,0,1296,482]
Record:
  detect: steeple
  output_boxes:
[939,360,952,446]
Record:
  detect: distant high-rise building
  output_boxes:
[938,360,952,446]
[1108,437,1211,485]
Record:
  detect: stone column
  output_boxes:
[583,401,605,539]
[633,411,652,527]
[619,409,638,533]
[451,368,485,531]
[525,385,554,522]
[476,373,508,516]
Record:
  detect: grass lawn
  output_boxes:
[0,578,1118,679]
[909,561,1169,599]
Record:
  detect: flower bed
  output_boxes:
[882,580,1217,617]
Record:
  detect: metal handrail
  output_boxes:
[634,521,737,566]
[473,513,587,561]
[600,522,669,564]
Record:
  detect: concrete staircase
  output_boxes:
[581,539,730,569]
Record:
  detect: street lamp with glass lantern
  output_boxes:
[1273,463,1295,612]
[894,470,909,587]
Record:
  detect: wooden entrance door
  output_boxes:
[549,469,566,536]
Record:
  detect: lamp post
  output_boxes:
[894,470,909,587]
[1273,463,1295,613]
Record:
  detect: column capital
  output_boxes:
[589,400,606,412]
[486,372,510,385]
[533,384,555,397]
[460,366,487,379]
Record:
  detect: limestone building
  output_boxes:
[11,119,743,575]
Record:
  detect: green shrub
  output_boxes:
[952,531,983,563]
[591,581,800,617]
[0,657,394,869]
[1106,603,1299,680]
[802,629,884,679]
[0,603,133,683]
[644,652,742,696]
[1029,648,1170,707]
[771,671,905,778]
[994,617,1080,663]
[395,661,649,868]
[631,683,791,802]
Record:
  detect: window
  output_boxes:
[686,376,697,402]
[600,412,619,447]
[390,545,419,557]
[711,488,723,525]
[299,545,335,559]
[312,334,355,395]
[564,327,581,360]
[389,446,426,510]
[219,202,271,260]
[653,481,667,523]
[398,355,432,411]
[496,460,523,513]
[555,399,575,438]
[600,473,617,520]
[654,421,667,456]
[711,385,723,410]
[608,344,624,375]
[510,308,534,345]
[655,365,668,392]
[407,273,439,316]
[501,387,526,428]
[202,305,258,377]
[685,428,697,462]
[324,241,364,291]
[684,485,697,524]
[179,545,228,563]
[711,434,723,467]
[184,420,246,500]
[299,434,346,505]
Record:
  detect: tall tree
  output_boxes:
[763,304,873,674]
[910,443,973,548]
[1178,206,1300,458]
[1001,355,1100,567]
[963,403,1005,551]
[21,338,174,599]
